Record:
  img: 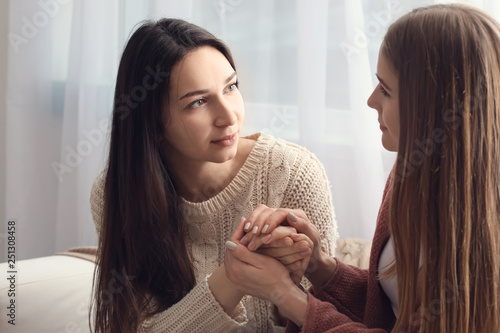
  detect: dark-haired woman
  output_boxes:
[89,18,338,332]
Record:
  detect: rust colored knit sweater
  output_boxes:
[90,132,338,333]
[286,173,395,333]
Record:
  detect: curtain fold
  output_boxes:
[296,0,328,162]
[6,0,63,258]
[55,0,119,252]
[4,0,495,259]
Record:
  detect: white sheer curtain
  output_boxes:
[4,0,500,260]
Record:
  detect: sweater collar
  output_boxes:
[179,132,272,216]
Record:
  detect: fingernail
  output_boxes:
[252,226,258,234]
[262,225,269,233]
[240,235,249,245]
[300,251,309,256]
[225,241,237,251]
[262,234,272,243]
[289,212,298,222]
[248,241,256,251]
[244,222,251,230]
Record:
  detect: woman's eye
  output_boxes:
[189,98,205,108]
[225,81,239,93]
[379,84,390,97]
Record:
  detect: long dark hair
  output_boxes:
[384,4,500,332]
[91,19,236,332]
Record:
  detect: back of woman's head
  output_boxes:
[383,4,500,332]
[92,19,235,333]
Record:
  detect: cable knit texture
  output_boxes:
[285,172,396,333]
[90,132,338,333]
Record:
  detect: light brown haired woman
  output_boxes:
[225,4,500,332]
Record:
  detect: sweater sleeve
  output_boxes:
[279,148,338,258]
[89,173,249,333]
[138,277,248,333]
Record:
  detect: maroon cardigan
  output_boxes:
[286,174,395,332]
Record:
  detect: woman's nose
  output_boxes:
[214,97,238,127]
[367,86,380,111]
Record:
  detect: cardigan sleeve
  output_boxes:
[312,259,369,322]
[285,260,385,333]
[89,173,249,333]
[285,293,388,333]
[279,148,338,258]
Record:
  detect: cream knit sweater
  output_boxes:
[90,132,338,332]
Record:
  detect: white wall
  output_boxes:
[0,0,9,261]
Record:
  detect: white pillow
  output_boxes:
[0,255,95,333]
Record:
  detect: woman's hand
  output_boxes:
[256,230,313,285]
[224,240,292,301]
[207,217,247,315]
[237,207,338,290]
[285,210,338,290]
[240,204,295,237]
[224,240,308,326]
[231,206,314,283]
[238,207,321,266]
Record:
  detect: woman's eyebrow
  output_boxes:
[224,71,237,84]
[179,72,237,100]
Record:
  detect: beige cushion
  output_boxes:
[335,238,371,269]
[0,255,95,332]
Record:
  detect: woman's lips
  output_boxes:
[380,125,388,131]
[211,133,238,147]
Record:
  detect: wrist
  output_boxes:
[275,284,308,327]
[307,251,337,290]
[208,264,245,314]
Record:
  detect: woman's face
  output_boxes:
[164,46,244,165]
[367,48,400,152]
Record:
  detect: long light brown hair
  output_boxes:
[384,4,500,332]
[90,19,236,332]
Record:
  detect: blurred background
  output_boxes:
[1,0,499,261]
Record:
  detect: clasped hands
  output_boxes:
[229,205,314,283]
[224,205,327,324]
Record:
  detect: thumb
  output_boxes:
[288,212,321,251]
